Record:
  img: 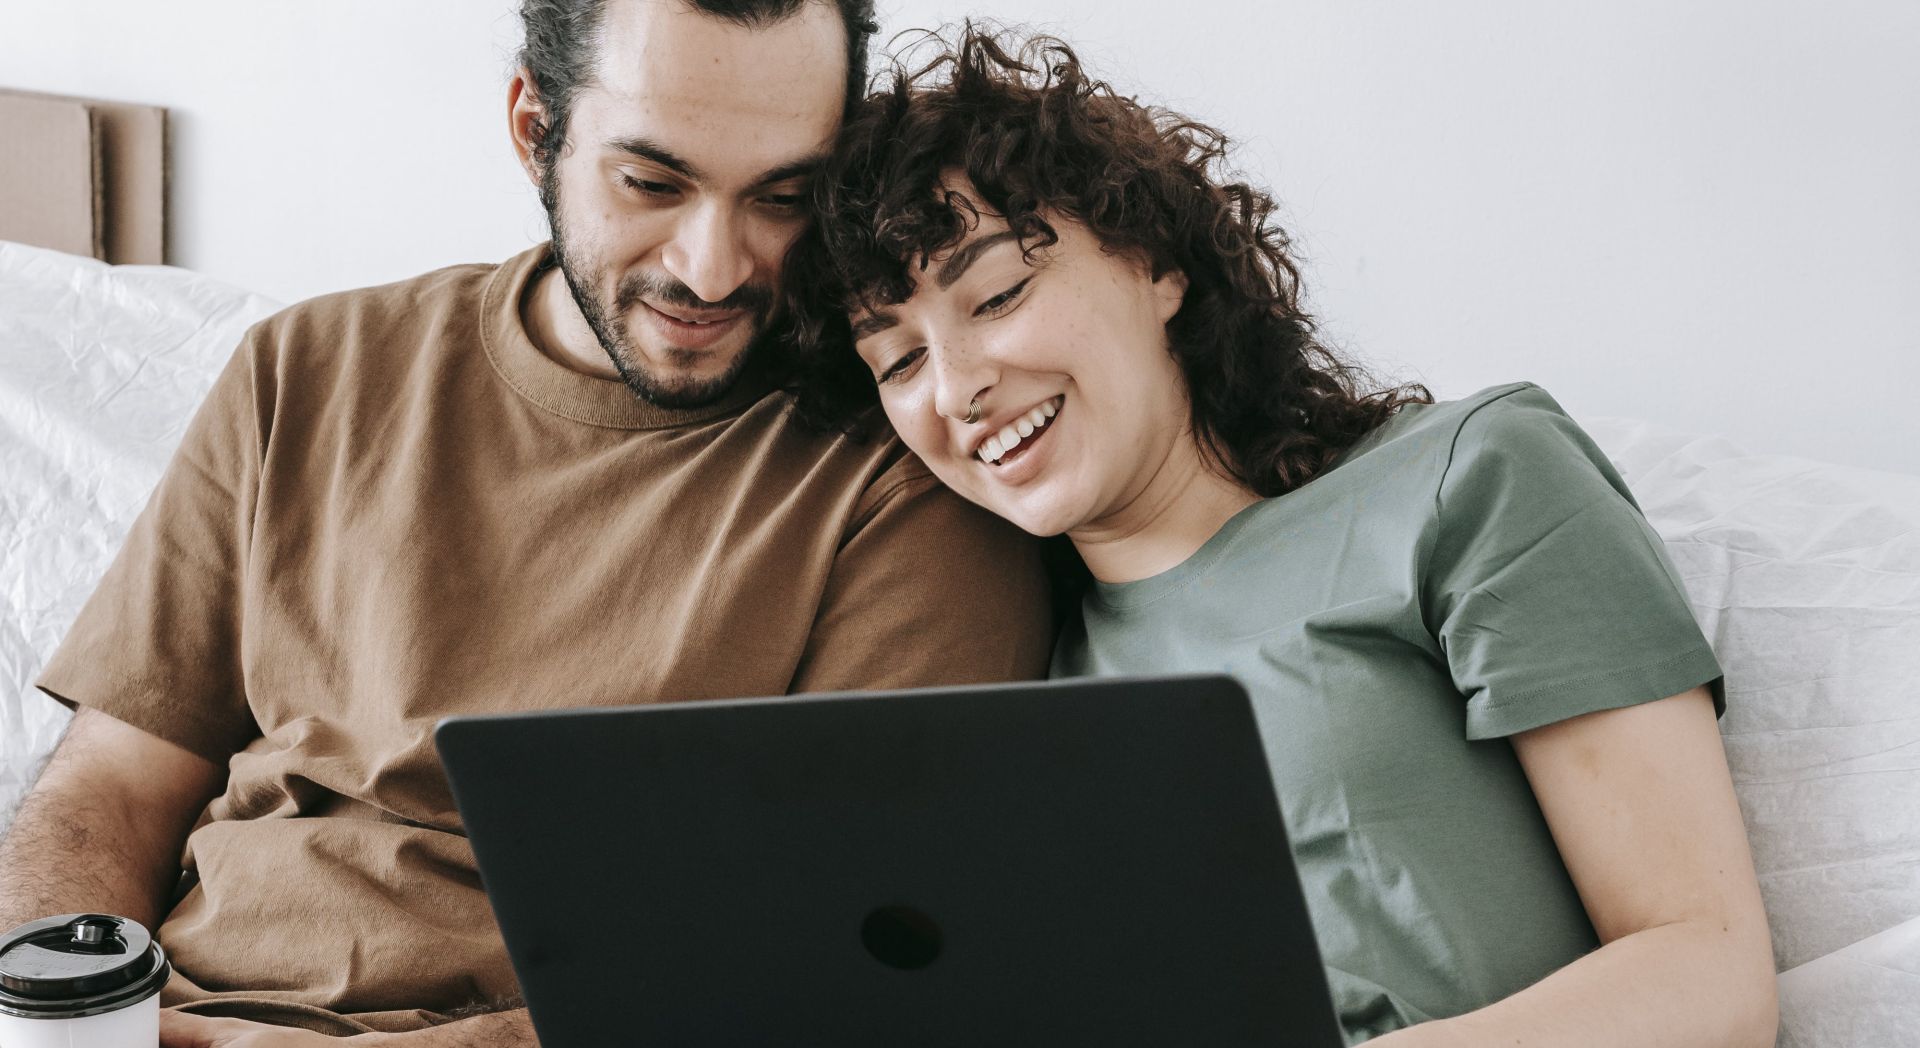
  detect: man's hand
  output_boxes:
[161,1012,363,1048]
[162,1007,538,1047]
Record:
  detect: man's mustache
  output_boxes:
[615,272,773,316]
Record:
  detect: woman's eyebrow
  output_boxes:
[934,231,1020,289]
[850,232,1022,341]
[851,311,900,340]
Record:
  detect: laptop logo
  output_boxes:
[860,905,942,970]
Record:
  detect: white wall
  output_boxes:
[0,1,544,304]
[2,0,1916,473]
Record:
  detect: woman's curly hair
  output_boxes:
[782,23,1429,498]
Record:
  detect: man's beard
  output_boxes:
[540,165,774,410]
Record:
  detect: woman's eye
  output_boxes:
[878,347,925,385]
[976,277,1032,317]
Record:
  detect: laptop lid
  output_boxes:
[436,674,1344,1047]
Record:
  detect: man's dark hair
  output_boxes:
[517,0,880,168]
[784,24,1431,495]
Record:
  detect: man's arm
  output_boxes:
[0,707,227,933]
[1373,687,1779,1048]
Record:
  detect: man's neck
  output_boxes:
[523,261,622,381]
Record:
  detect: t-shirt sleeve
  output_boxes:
[1424,385,1723,740]
[787,454,1054,694]
[34,331,268,764]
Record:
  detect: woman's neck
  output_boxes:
[1069,434,1261,585]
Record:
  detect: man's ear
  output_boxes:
[1151,266,1189,325]
[507,69,549,187]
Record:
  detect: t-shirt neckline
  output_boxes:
[480,244,775,430]
[1087,497,1272,611]
[1082,405,1428,612]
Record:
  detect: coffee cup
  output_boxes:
[0,913,169,1047]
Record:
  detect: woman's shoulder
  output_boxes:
[1313,381,1625,526]
[1433,383,1620,494]
[1395,382,1644,544]
[1379,380,1562,440]
[1326,381,1569,475]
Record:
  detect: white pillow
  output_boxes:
[0,240,279,829]
[1774,915,1920,1047]
[1585,416,1920,1045]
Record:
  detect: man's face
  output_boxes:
[539,0,847,407]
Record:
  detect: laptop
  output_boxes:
[435,674,1345,1047]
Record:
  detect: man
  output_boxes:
[0,1,1051,1044]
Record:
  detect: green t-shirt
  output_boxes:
[1052,383,1724,1043]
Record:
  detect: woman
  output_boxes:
[784,26,1778,1047]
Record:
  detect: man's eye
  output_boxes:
[761,192,806,211]
[620,175,678,197]
[976,277,1032,317]
[878,347,925,385]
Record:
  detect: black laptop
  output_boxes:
[435,674,1345,1047]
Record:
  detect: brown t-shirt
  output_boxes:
[37,246,1052,1034]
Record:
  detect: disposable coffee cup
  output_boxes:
[0,914,169,1047]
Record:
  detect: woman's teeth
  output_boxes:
[979,397,1062,465]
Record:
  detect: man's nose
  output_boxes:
[660,205,755,306]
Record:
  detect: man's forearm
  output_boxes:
[354,1008,537,1048]
[0,758,182,931]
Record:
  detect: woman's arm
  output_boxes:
[1377,686,1777,1048]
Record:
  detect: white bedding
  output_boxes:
[1579,416,1920,1045]
[0,240,279,821]
[1,240,1915,1043]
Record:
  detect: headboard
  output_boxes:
[0,88,165,264]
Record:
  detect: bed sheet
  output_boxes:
[0,239,280,827]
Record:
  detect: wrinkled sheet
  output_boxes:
[1775,916,1920,1048]
[1,241,1916,1042]
[0,240,280,826]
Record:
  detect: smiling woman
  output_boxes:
[784,35,1428,508]
[838,203,1196,542]
[782,23,1780,1047]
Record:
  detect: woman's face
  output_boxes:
[848,192,1190,537]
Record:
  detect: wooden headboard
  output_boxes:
[0,88,165,264]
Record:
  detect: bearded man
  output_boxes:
[0,2,1051,1044]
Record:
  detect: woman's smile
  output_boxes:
[973,395,1063,470]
